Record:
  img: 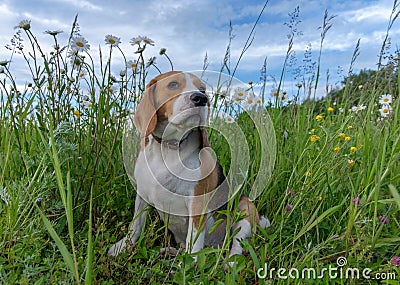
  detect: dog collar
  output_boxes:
[152,130,193,150]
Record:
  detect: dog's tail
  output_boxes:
[258,215,271,229]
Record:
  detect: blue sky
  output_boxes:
[0,0,399,99]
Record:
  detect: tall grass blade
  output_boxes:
[388,184,400,209]
[85,185,94,285]
[35,204,78,282]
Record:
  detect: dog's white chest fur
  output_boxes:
[134,135,202,243]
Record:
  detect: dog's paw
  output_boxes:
[159,246,181,256]
[224,261,238,271]
[259,216,270,229]
[108,237,130,256]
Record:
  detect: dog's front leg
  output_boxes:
[186,213,207,261]
[108,195,148,256]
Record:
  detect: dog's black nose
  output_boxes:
[190,92,208,107]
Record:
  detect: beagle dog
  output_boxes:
[108,71,269,261]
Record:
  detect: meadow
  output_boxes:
[0,4,400,285]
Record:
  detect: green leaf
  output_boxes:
[35,204,76,279]
[388,184,400,209]
[294,202,344,243]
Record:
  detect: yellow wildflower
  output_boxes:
[347,159,355,167]
[310,135,320,142]
[328,107,334,113]
[316,115,323,122]
[339,133,346,140]
[345,136,351,142]
[333,147,341,153]
[73,110,81,118]
[350,146,358,152]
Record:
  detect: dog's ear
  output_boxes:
[200,127,210,148]
[134,78,158,138]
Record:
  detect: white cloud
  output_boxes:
[0,3,18,17]
[52,0,103,11]
[0,0,398,98]
[22,12,71,29]
[343,4,393,23]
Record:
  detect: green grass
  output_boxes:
[1,7,400,285]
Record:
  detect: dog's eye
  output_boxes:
[199,86,206,94]
[167,81,180,90]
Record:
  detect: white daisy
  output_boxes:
[45,30,63,36]
[255,97,263,106]
[70,36,90,52]
[232,87,246,102]
[130,35,154,46]
[351,104,366,113]
[244,95,257,109]
[130,36,142,46]
[105,35,121,47]
[126,60,139,69]
[15,20,31,30]
[379,104,392,117]
[141,36,155,46]
[217,112,235,124]
[146,56,156,68]
[379,94,392,105]
[225,115,235,124]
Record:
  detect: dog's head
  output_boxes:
[134,71,210,146]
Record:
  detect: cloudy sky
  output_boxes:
[0,0,399,99]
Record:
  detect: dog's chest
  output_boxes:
[134,143,201,210]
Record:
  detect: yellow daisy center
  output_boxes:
[383,108,389,113]
[109,39,116,44]
[384,98,389,102]
[76,41,84,47]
